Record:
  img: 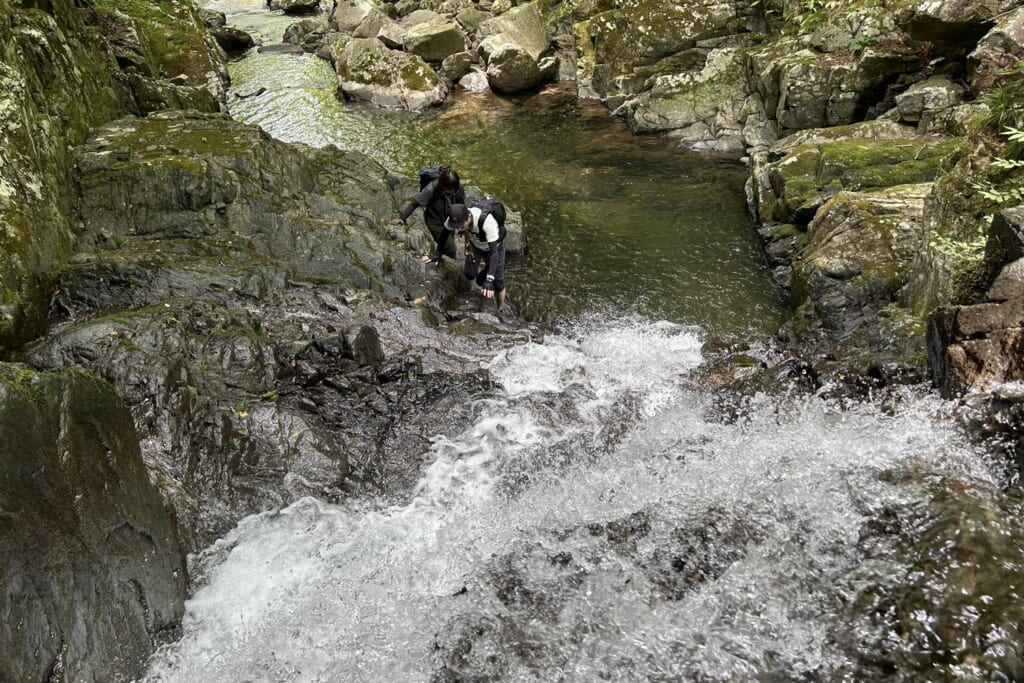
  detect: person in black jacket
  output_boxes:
[391,168,465,263]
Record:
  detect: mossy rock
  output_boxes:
[763,135,959,225]
[89,0,227,89]
[788,184,934,367]
[573,0,746,98]
[0,2,123,350]
[0,0,226,352]
[905,135,1006,313]
[335,37,446,110]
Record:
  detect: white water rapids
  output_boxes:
[143,317,998,681]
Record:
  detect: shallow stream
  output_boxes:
[210,0,785,332]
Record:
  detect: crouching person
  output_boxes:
[446,199,508,311]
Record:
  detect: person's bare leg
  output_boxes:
[495,289,506,311]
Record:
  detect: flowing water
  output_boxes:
[144,318,1011,681]
[144,3,1024,680]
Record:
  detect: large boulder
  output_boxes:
[572,0,746,100]
[753,127,958,226]
[968,6,1024,93]
[403,21,468,62]
[477,2,552,93]
[124,72,221,115]
[902,0,1019,46]
[620,46,774,153]
[332,0,378,31]
[0,364,185,682]
[483,40,545,92]
[902,135,999,315]
[201,8,255,54]
[74,111,439,297]
[929,298,1024,396]
[334,37,448,109]
[284,17,329,46]
[894,75,968,125]
[748,39,923,133]
[478,1,551,61]
[788,183,934,368]
[211,24,257,54]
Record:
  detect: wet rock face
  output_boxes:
[789,184,933,367]
[0,364,185,683]
[26,284,512,550]
[748,121,958,371]
[834,482,1024,680]
[928,207,1024,397]
[0,0,227,352]
[24,110,531,552]
[73,111,444,301]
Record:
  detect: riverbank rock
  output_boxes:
[571,0,749,102]
[332,0,385,33]
[968,6,1024,93]
[893,75,968,125]
[23,110,533,553]
[619,45,772,153]
[786,184,933,369]
[752,124,957,228]
[903,134,998,316]
[212,24,258,54]
[0,0,227,352]
[202,8,257,54]
[928,206,1024,397]
[902,0,1019,47]
[0,364,185,682]
[477,2,553,92]
[271,0,324,15]
[746,101,974,374]
[334,37,448,109]
[403,19,467,61]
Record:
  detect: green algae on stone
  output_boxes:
[0,0,226,352]
[787,183,935,368]
[764,136,959,224]
[573,0,745,98]
[90,0,225,86]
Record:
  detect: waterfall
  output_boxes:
[143,317,997,682]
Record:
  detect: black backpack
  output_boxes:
[419,164,450,190]
[469,197,507,243]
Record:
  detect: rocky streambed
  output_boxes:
[3,0,1024,679]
